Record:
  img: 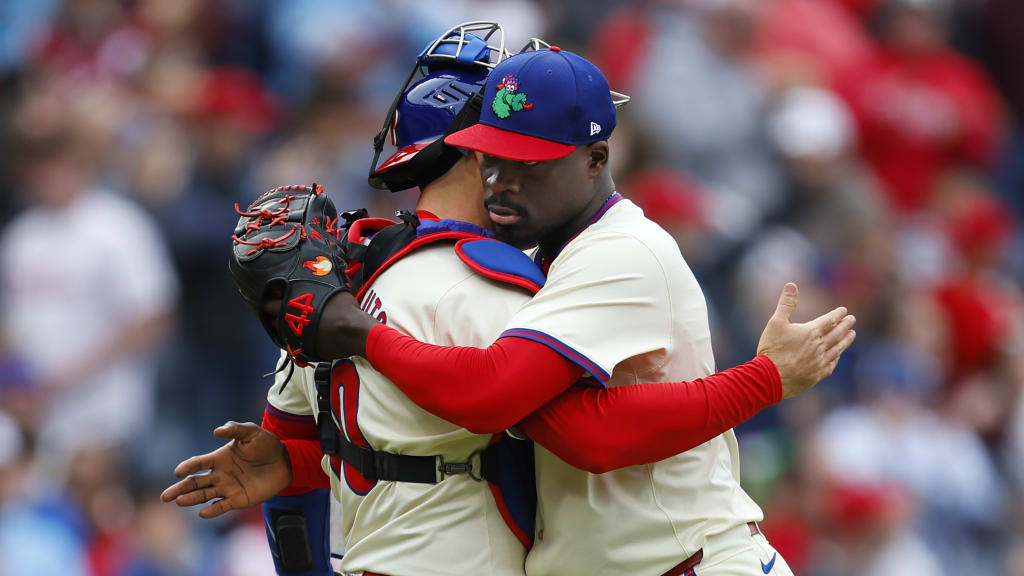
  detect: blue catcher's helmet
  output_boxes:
[369,22,510,192]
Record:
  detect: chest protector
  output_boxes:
[316,212,543,548]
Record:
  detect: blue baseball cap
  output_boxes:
[445,47,616,162]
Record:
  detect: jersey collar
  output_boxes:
[535,192,622,271]
[415,217,494,239]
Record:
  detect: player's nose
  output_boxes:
[482,160,520,195]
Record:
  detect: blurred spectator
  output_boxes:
[147,66,279,456]
[394,0,549,55]
[119,485,200,576]
[263,0,400,104]
[0,410,91,576]
[586,1,655,91]
[32,0,151,84]
[217,510,278,576]
[255,82,380,210]
[755,0,875,89]
[734,86,888,355]
[983,0,1024,122]
[0,117,178,470]
[836,0,1003,213]
[632,0,784,259]
[811,481,942,576]
[933,188,1020,383]
[814,295,1006,575]
[0,0,61,74]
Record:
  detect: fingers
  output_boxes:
[173,451,217,478]
[161,472,213,503]
[172,483,221,508]
[825,329,857,364]
[213,421,258,441]
[821,314,857,349]
[808,306,848,336]
[772,283,799,323]
[199,498,235,519]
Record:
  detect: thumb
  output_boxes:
[772,283,799,323]
[213,421,256,441]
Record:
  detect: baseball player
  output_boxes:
[292,48,857,575]
[164,39,855,576]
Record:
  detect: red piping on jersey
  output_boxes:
[264,404,315,425]
[499,328,609,384]
[489,479,533,549]
[453,239,543,294]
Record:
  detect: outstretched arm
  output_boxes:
[305,283,853,438]
[520,283,857,473]
[519,356,781,473]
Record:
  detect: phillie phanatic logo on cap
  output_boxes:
[443,46,629,162]
[492,75,533,119]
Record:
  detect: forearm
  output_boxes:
[518,355,782,473]
[366,325,583,433]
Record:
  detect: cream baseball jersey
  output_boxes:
[271,234,534,576]
[502,194,765,576]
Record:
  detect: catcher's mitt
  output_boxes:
[229,183,349,365]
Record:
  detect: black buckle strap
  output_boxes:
[315,361,491,485]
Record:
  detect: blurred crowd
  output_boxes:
[0,0,1021,575]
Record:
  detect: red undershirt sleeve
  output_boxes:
[365,324,584,434]
[261,408,328,493]
[516,355,782,473]
[280,438,330,491]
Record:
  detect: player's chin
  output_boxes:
[493,224,537,249]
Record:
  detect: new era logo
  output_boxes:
[590,121,601,136]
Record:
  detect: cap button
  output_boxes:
[549,46,561,52]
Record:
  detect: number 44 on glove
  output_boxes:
[228,183,351,366]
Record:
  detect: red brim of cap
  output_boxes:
[444,123,576,162]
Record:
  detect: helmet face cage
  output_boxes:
[418,21,510,73]
[369,21,510,187]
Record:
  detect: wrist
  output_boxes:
[316,292,373,359]
[278,438,295,487]
[755,354,784,404]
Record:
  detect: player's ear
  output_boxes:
[586,141,609,177]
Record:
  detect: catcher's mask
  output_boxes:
[368,21,510,193]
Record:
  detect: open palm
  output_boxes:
[161,421,292,519]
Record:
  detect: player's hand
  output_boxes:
[160,421,291,519]
[756,283,856,399]
[263,291,377,359]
